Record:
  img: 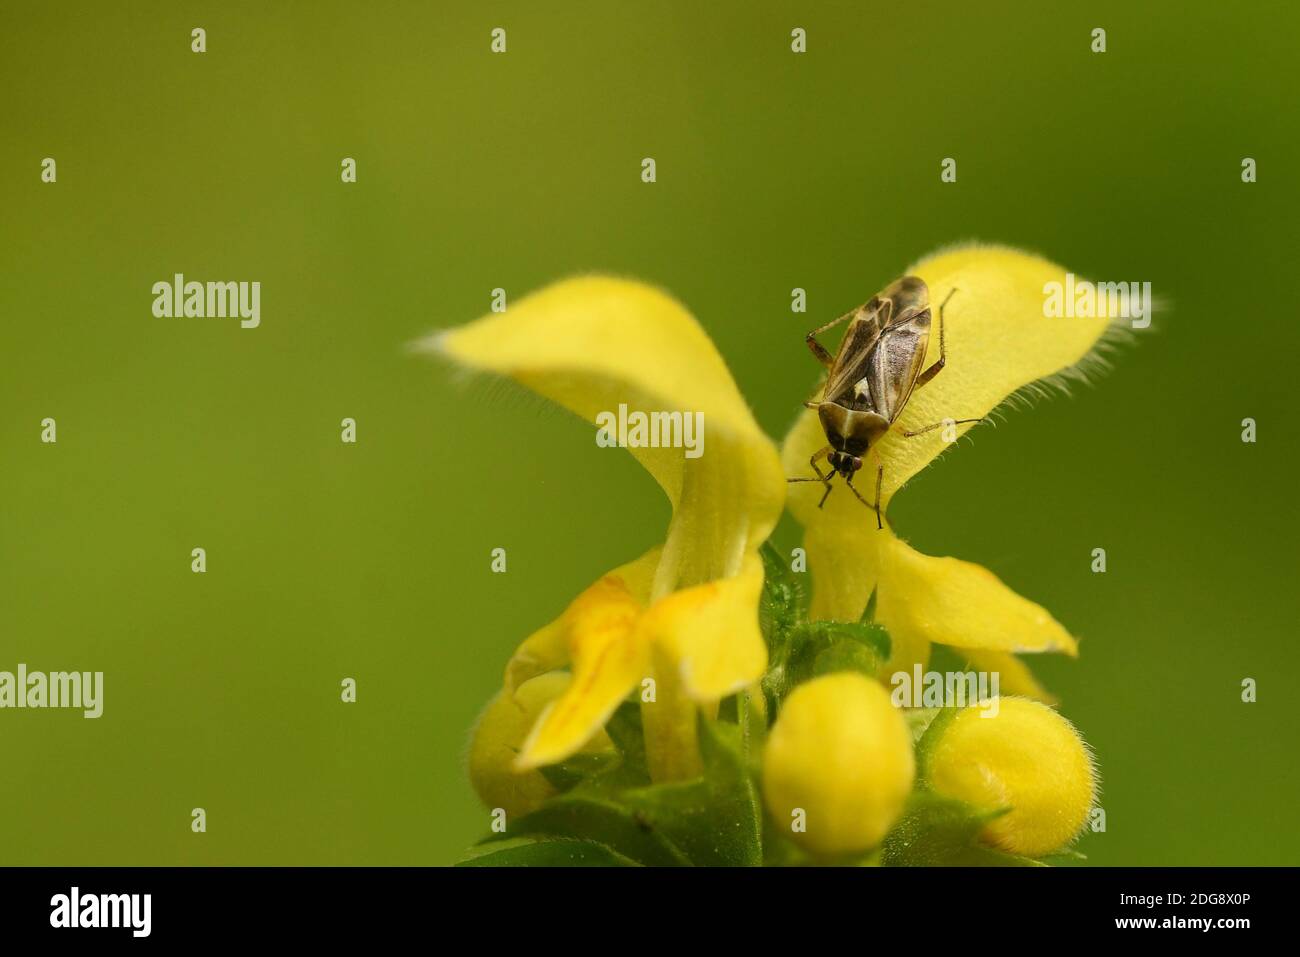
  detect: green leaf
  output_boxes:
[604,700,646,761]
[776,619,891,693]
[457,836,639,867]
[539,700,651,797]
[617,719,763,867]
[810,634,881,680]
[467,712,763,867]
[881,793,1041,867]
[598,701,652,787]
[1039,848,1088,866]
[536,751,622,792]
[860,586,878,624]
[759,814,883,867]
[946,844,1047,867]
[479,792,691,866]
[819,619,891,661]
[761,816,809,867]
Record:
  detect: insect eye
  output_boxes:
[852,457,863,471]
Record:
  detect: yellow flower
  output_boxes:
[468,672,614,819]
[920,697,1096,857]
[782,244,1122,695]
[762,673,914,857]
[426,278,785,780]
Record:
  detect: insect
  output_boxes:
[789,276,982,528]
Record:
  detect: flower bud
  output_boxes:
[921,696,1096,857]
[468,672,613,819]
[762,673,915,856]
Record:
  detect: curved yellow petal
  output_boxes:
[504,547,661,692]
[877,535,1078,657]
[515,571,648,770]
[783,244,1117,631]
[640,551,767,702]
[796,523,1073,671]
[880,243,1118,502]
[429,277,784,589]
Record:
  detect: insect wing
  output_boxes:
[865,307,931,423]
[821,274,932,415]
[822,306,884,409]
[878,276,929,332]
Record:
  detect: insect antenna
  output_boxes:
[787,473,836,508]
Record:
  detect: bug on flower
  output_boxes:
[789,276,982,527]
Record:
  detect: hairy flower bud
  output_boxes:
[921,696,1096,857]
[468,672,613,819]
[763,673,915,856]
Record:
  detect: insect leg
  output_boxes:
[845,463,885,530]
[804,308,858,368]
[790,472,837,509]
[915,287,958,389]
[808,445,831,481]
[818,479,835,509]
[787,446,836,508]
[787,445,833,485]
[902,417,984,438]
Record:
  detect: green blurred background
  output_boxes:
[2,1,1297,865]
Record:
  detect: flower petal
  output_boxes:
[515,570,650,770]
[504,547,661,693]
[640,551,768,701]
[798,518,885,623]
[877,535,1078,657]
[880,243,1119,500]
[783,244,1117,633]
[429,277,785,589]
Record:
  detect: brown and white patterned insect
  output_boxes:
[789,276,981,527]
